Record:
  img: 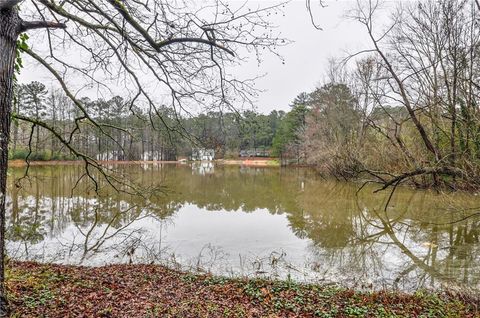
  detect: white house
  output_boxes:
[191,148,215,161]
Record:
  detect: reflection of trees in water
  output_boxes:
[294,180,480,289]
[366,208,480,290]
[5,164,480,289]
[6,165,170,263]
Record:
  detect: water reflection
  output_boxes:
[192,162,215,175]
[6,164,480,291]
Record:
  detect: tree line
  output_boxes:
[9,0,480,192]
[10,81,288,161]
[0,0,286,313]
[273,0,480,190]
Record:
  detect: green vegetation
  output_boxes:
[6,261,479,317]
[271,93,309,160]
[3,0,480,316]
[11,84,287,161]
[9,149,76,161]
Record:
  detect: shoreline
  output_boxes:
[7,261,479,317]
[8,158,283,168]
[8,159,478,192]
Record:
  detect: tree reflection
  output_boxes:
[5,163,480,290]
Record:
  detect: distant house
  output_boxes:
[191,148,215,161]
[239,149,270,158]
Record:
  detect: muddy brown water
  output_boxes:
[6,163,480,291]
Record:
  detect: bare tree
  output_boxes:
[350,0,480,191]
[0,0,287,314]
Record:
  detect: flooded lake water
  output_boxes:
[6,163,480,291]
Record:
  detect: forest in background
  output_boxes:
[10,80,287,161]
[9,0,480,190]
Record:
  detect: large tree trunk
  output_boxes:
[0,5,20,316]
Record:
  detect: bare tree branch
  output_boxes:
[157,38,235,57]
[20,20,66,32]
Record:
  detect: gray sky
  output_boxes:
[236,0,371,113]
[19,0,377,114]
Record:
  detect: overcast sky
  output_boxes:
[237,0,372,113]
[19,0,386,114]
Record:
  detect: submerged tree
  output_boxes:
[0,0,287,314]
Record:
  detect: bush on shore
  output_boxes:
[8,149,76,161]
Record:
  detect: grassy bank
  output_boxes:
[6,262,478,317]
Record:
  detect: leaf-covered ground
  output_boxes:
[6,261,479,317]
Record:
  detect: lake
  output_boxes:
[6,163,480,291]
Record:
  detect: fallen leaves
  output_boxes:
[5,261,480,317]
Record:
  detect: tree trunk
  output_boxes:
[0,6,21,316]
